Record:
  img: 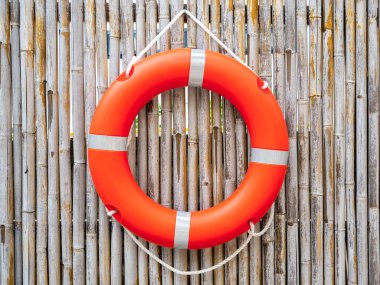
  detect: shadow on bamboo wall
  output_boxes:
[0,0,379,284]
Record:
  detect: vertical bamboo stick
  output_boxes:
[221,1,237,283]
[0,0,14,283]
[135,1,149,283]
[196,1,213,284]
[10,1,23,283]
[259,1,276,283]
[210,1,224,284]
[95,1,111,284]
[344,0,358,283]
[334,0,346,283]
[34,0,47,283]
[171,1,188,284]
[58,1,73,283]
[284,0,299,283]
[46,0,61,283]
[296,0,311,283]
[108,2,123,285]
[145,1,161,284]
[272,0,286,283]
[322,0,335,283]
[247,1,261,283]
[120,1,138,283]
[72,0,86,283]
[368,0,379,283]
[20,0,36,283]
[84,1,98,284]
[356,0,368,283]
[309,0,324,283]
[186,1,200,284]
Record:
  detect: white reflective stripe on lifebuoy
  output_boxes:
[188,49,205,87]
[88,134,128,151]
[173,211,191,249]
[250,148,288,166]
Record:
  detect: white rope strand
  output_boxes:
[107,206,274,276]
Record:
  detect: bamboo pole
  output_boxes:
[259,1,276,283]
[309,0,324,283]
[322,0,335,283]
[20,0,36,283]
[196,1,213,284]
[210,1,224,284]
[247,1,261,283]
[95,0,111,284]
[368,0,379,283]
[186,1,200,284]
[296,0,311,283]
[145,1,161,284]
[72,0,85,283]
[356,0,368,283]
[84,1,98,284]
[108,2,123,285]
[10,1,22,283]
[284,0,299,283]
[58,1,73,283]
[135,1,149,284]
[120,1,138,283]
[171,1,188,284]
[334,0,346,283]
[46,0,61,283]
[344,0,358,283]
[34,0,48,283]
[272,0,286,283]
[0,0,14,283]
[221,1,237,283]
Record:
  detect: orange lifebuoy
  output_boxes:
[88,48,288,249]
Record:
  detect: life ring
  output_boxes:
[88,48,288,249]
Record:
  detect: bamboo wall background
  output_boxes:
[0,0,379,284]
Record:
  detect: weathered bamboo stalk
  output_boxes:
[221,1,237,283]
[322,0,335,283]
[334,0,346,283]
[10,1,23,283]
[135,1,149,283]
[34,0,48,283]
[284,0,299,283]
[72,0,85,283]
[145,1,161,284]
[196,1,213,284]
[108,2,122,285]
[296,1,311,283]
[309,0,324,283]
[95,0,111,284]
[210,1,224,284]
[46,0,61,283]
[120,1,138,283]
[186,1,200,284]
[259,1,275,283]
[171,1,188,284]
[272,0,286,283]
[20,0,36,283]
[0,0,14,283]
[356,0,368,283]
[344,0,357,283]
[84,1,98,284]
[58,1,73,283]
[367,0,379,284]
[247,1,261,283]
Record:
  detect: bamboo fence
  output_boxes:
[0,1,379,284]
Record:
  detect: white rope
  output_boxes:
[107,206,274,276]
[125,9,268,90]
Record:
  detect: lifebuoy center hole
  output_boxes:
[128,89,250,212]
